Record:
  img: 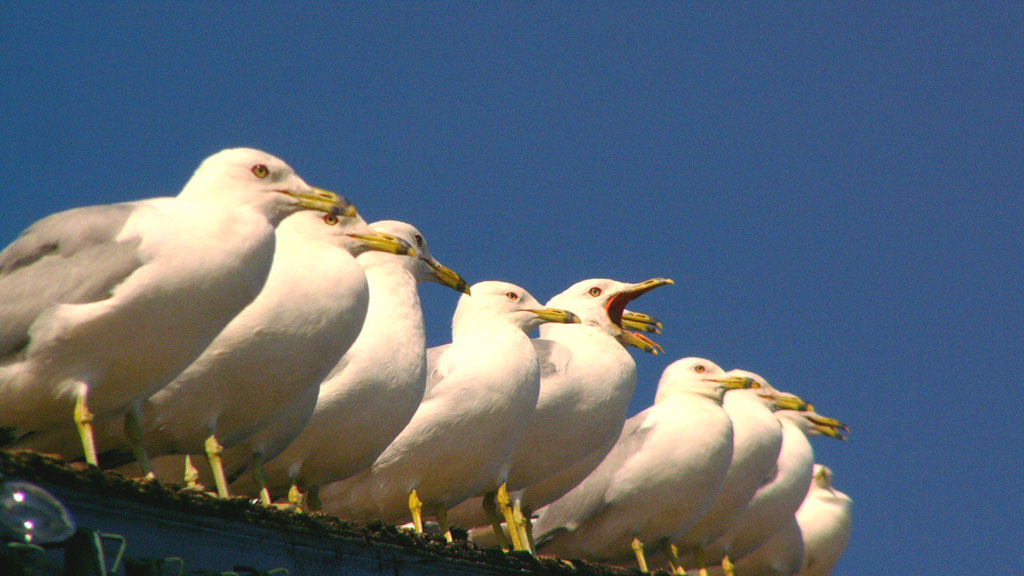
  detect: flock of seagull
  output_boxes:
[0,148,852,576]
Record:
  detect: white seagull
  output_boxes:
[662,372,808,574]
[448,277,674,551]
[531,357,759,572]
[319,281,579,541]
[701,377,848,573]
[119,210,412,500]
[795,465,852,576]
[229,220,468,507]
[0,148,351,467]
[705,465,852,576]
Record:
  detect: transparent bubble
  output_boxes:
[0,480,76,545]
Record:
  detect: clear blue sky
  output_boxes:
[3,4,1022,574]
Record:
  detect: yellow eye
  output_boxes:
[588,287,602,297]
[694,364,706,374]
[506,292,519,301]
[251,164,270,179]
[323,214,339,226]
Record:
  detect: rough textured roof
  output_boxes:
[1,450,644,576]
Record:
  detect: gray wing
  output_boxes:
[0,204,143,359]
[423,343,452,397]
[532,409,652,541]
[533,337,572,379]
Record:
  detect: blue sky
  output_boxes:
[3,4,1022,573]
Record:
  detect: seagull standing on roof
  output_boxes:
[698,372,848,575]
[98,210,411,501]
[0,148,351,468]
[793,465,852,576]
[319,281,579,541]
[532,357,759,572]
[659,373,807,574]
[707,464,852,576]
[229,220,468,507]
[448,277,674,551]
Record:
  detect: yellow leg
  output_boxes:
[74,393,98,466]
[522,504,536,553]
[205,434,230,498]
[252,452,272,505]
[482,490,512,551]
[722,554,736,576]
[288,484,305,510]
[408,489,424,534]
[666,543,685,574]
[123,405,154,479]
[434,504,453,543]
[183,455,204,491]
[512,497,532,553]
[631,537,649,573]
[497,483,525,550]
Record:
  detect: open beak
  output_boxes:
[620,311,663,334]
[345,232,416,256]
[529,308,581,325]
[619,331,664,355]
[705,375,761,391]
[605,278,673,353]
[284,187,358,218]
[426,259,471,294]
[604,278,674,325]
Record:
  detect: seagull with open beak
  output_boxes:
[449,277,675,551]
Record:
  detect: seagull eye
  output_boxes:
[323,214,339,226]
[506,292,519,301]
[251,164,270,179]
[414,234,424,247]
[588,287,602,297]
[694,364,707,374]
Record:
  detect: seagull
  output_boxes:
[701,464,851,576]
[0,148,352,467]
[318,281,580,541]
[794,465,852,576]
[228,220,468,507]
[700,375,848,575]
[660,372,806,574]
[130,210,414,500]
[468,307,671,550]
[11,208,406,494]
[447,277,674,551]
[531,357,760,572]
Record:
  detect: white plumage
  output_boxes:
[532,357,758,569]
[319,281,578,537]
[0,148,350,467]
[231,220,467,504]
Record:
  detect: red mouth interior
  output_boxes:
[605,292,631,326]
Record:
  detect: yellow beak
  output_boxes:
[287,187,358,217]
[620,311,663,334]
[705,375,761,391]
[529,308,581,325]
[345,231,416,256]
[427,259,471,294]
[619,331,665,355]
